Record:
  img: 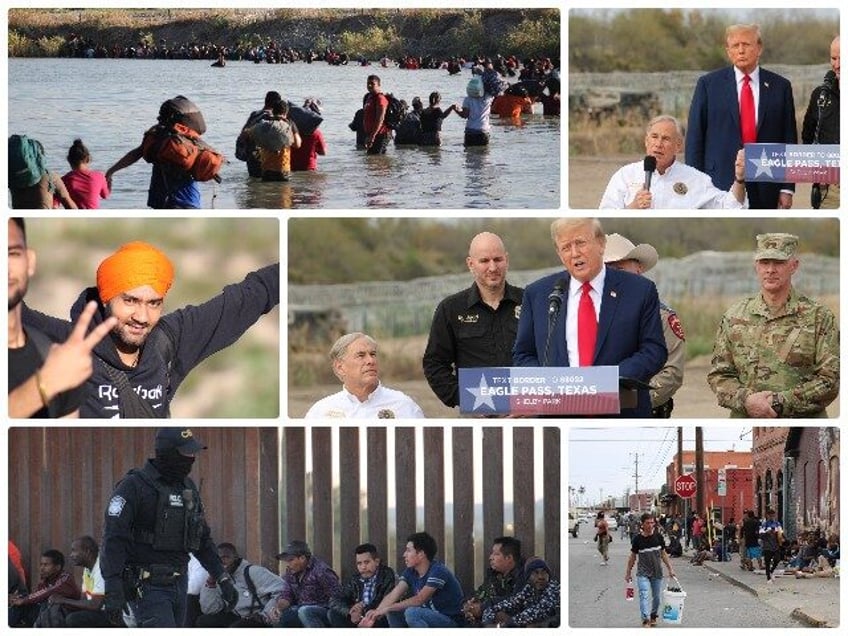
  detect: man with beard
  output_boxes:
[8,217,116,417]
[20,238,279,417]
[101,428,238,627]
[423,232,523,410]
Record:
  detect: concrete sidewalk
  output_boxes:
[698,556,840,627]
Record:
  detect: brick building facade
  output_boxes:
[665,451,752,523]
[756,427,840,540]
[662,429,840,540]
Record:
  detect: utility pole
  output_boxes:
[677,427,684,519]
[695,427,705,518]
[632,452,641,511]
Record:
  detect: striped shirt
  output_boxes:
[630,532,667,579]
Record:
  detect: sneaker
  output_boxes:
[650,615,658,626]
[642,618,651,627]
[600,561,607,566]
[766,578,773,585]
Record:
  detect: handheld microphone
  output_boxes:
[548,279,565,316]
[643,155,657,191]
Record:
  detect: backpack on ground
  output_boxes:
[9,134,49,189]
[383,93,408,130]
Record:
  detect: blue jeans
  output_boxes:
[387,607,459,628]
[276,606,303,627]
[636,575,662,620]
[298,605,331,627]
[129,575,188,628]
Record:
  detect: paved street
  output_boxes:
[568,529,806,628]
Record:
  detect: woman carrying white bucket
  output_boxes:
[624,512,677,627]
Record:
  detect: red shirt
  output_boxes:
[19,571,80,606]
[290,129,327,171]
[364,92,389,137]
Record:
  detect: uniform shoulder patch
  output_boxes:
[107,495,127,517]
[667,312,685,341]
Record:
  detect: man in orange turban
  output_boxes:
[94,242,175,368]
[96,241,175,303]
[20,233,279,418]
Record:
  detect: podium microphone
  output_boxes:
[543,278,567,366]
[643,155,657,191]
[548,278,565,316]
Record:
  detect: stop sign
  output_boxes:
[673,474,697,499]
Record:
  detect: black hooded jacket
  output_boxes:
[21,263,279,418]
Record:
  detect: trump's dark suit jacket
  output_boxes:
[685,66,797,209]
[512,268,667,418]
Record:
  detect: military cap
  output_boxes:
[754,233,798,261]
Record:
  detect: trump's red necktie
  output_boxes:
[740,74,756,144]
[578,282,597,366]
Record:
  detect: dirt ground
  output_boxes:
[568,155,815,209]
[288,355,746,419]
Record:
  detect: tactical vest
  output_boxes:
[130,464,204,553]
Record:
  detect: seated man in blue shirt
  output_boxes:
[361,531,464,628]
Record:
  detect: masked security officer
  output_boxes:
[101,428,238,626]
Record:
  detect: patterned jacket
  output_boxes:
[278,557,340,606]
[482,579,560,627]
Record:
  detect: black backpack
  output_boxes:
[383,93,408,130]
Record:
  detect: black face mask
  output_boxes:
[152,448,195,482]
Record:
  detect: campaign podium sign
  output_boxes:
[458,366,620,416]
[744,143,839,184]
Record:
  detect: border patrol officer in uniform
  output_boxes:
[708,233,839,417]
[603,233,685,418]
[101,428,238,626]
[423,231,524,410]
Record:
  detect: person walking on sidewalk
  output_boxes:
[740,510,764,572]
[760,508,783,584]
[595,512,612,566]
[691,514,704,551]
[625,513,676,627]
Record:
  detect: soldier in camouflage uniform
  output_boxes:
[604,233,686,418]
[707,233,839,417]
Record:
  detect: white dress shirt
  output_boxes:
[599,159,748,209]
[565,267,605,367]
[305,382,425,419]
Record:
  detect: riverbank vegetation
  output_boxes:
[9,8,560,60]
[570,9,838,72]
[288,217,838,284]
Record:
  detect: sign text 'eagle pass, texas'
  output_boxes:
[458,366,620,416]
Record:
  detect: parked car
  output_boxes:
[605,516,618,531]
[569,510,579,537]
